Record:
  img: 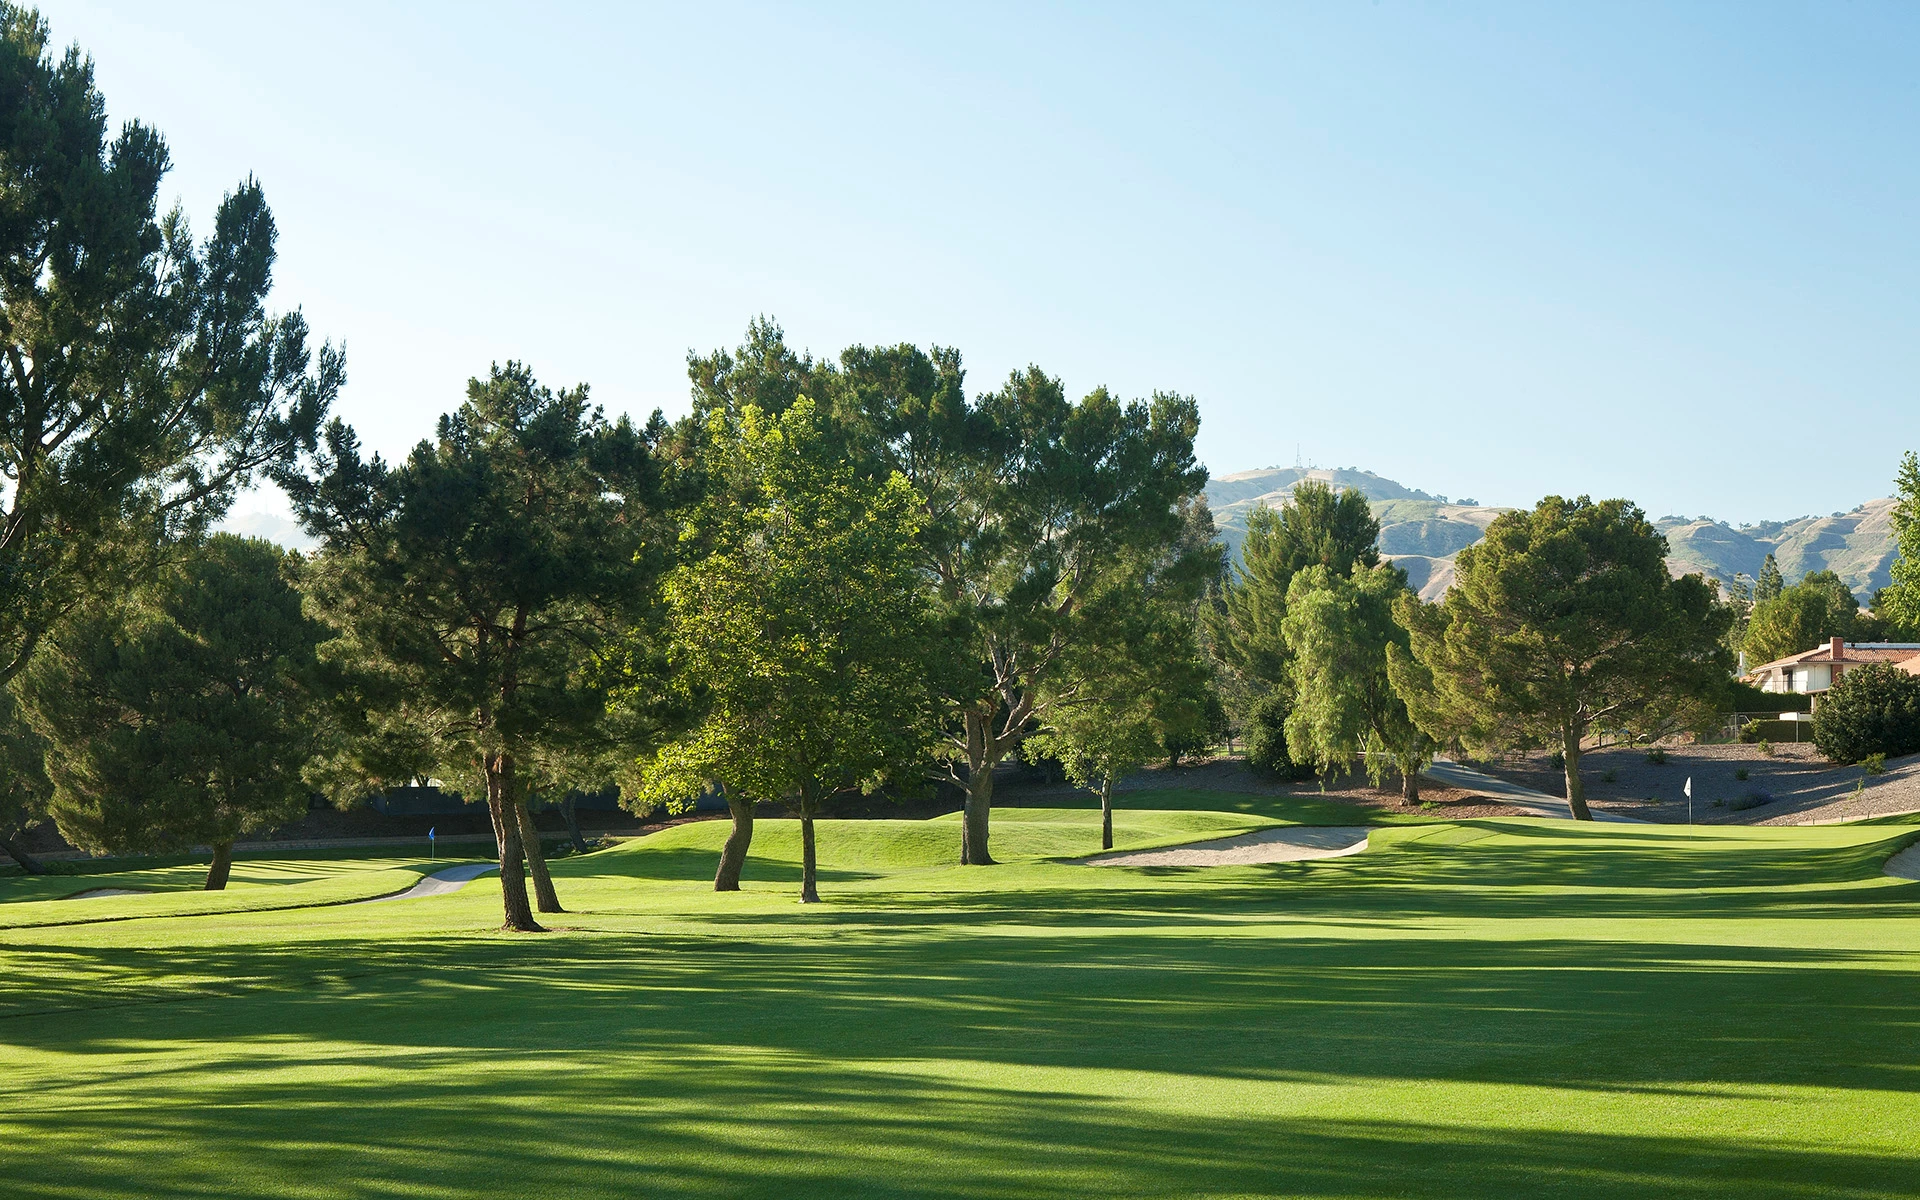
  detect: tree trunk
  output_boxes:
[561,794,588,854]
[486,755,542,931]
[1400,760,1420,806]
[799,814,820,903]
[961,765,996,865]
[513,798,563,913]
[0,831,44,875]
[1100,775,1114,851]
[203,840,234,891]
[714,794,753,891]
[1562,728,1592,821]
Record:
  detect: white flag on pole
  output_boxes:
[1684,777,1692,798]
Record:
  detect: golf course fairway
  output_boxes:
[2,807,1916,1199]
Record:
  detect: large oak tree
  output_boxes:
[633,399,937,900]
[833,346,1209,864]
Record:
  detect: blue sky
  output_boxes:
[44,1,1920,524]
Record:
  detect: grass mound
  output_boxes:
[0,852,461,929]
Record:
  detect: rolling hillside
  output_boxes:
[1206,467,1899,602]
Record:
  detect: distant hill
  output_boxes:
[1656,500,1897,601]
[217,510,317,553]
[1206,467,1509,599]
[1205,467,1898,602]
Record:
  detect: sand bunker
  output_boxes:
[362,862,498,902]
[1885,843,1920,881]
[1087,826,1369,868]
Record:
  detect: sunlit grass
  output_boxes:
[0,809,1915,1198]
[0,852,471,929]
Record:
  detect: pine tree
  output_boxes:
[1874,451,1920,636]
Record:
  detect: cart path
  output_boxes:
[360,862,498,902]
[1425,758,1647,822]
[1086,825,1370,867]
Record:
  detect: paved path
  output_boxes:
[1425,758,1645,823]
[1087,826,1370,868]
[361,862,498,902]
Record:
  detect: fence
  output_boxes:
[1728,711,1815,744]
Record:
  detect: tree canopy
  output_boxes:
[17,535,323,887]
[0,684,50,873]
[1213,481,1381,695]
[0,6,337,689]
[1283,562,1435,803]
[1025,568,1218,850]
[1744,570,1863,667]
[1389,496,1731,819]
[286,363,665,930]
[1872,450,1920,638]
[633,399,938,900]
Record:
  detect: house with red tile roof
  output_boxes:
[1744,636,1920,700]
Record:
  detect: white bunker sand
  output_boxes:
[1886,843,1920,881]
[1088,826,1369,868]
[363,862,498,902]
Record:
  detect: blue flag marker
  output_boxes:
[428,826,436,861]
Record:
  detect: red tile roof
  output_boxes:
[1746,644,1920,675]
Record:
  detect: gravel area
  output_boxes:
[1086,826,1370,867]
[1475,743,1920,825]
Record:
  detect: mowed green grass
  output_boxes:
[0,850,469,929]
[1,806,1918,1199]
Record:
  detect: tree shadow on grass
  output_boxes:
[5,920,1917,1097]
[2,1027,1913,1199]
[6,824,1920,1197]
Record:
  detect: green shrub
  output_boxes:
[1811,663,1920,763]
[1600,767,1617,783]
[1244,693,1308,780]
[1758,740,1773,757]
[1646,748,1667,765]
[1737,724,1760,744]
[1734,768,1749,782]
[1163,690,1229,766]
[1548,750,1565,771]
[1729,680,1812,713]
[1862,752,1887,775]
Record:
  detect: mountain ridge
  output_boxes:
[1203,466,1898,602]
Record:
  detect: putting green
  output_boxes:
[0,808,1916,1199]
